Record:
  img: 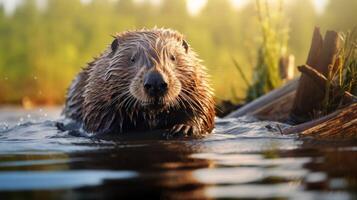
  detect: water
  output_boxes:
[0,107,356,199]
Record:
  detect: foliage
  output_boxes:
[245,0,288,102]
[338,28,357,96]
[0,0,356,105]
[322,28,357,114]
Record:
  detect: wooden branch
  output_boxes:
[298,65,357,104]
[252,90,296,121]
[283,103,357,138]
[283,105,347,135]
[226,79,298,121]
[282,103,357,137]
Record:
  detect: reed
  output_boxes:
[244,0,289,102]
[322,28,357,114]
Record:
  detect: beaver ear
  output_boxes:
[111,38,119,52]
[182,39,189,53]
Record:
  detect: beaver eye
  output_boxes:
[170,54,176,62]
[130,55,136,63]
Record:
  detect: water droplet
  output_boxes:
[4,77,8,80]
[33,76,38,80]
[27,114,31,118]
[19,117,24,122]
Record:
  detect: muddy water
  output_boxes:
[0,107,356,199]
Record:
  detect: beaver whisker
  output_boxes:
[169,97,183,111]
[126,97,138,113]
[131,98,140,112]
[116,96,131,110]
[112,91,130,103]
[119,95,134,110]
[141,99,165,106]
[123,94,134,107]
[178,92,204,116]
[167,95,182,110]
[176,96,187,109]
[177,92,195,108]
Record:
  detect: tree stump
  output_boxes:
[290,27,340,123]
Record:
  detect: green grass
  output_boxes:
[234,0,289,103]
[322,27,357,114]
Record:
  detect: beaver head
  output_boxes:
[105,28,197,111]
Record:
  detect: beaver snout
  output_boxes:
[143,71,168,97]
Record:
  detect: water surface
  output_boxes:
[0,107,356,199]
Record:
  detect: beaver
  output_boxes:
[62,28,215,137]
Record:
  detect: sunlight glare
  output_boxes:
[230,0,249,9]
[0,0,22,15]
[186,0,207,16]
[312,0,329,15]
[80,0,92,5]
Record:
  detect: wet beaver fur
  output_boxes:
[62,28,215,137]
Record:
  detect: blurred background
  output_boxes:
[0,0,356,107]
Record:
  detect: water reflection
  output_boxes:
[0,137,214,199]
[68,140,213,199]
[285,140,357,197]
[0,170,137,190]
[0,108,356,199]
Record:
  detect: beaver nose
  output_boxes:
[144,71,168,97]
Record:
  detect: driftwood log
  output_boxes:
[283,103,357,138]
[225,79,298,121]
